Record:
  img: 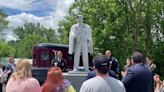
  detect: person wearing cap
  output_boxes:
[145,57,156,92]
[68,15,93,72]
[105,50,120,78]
[121,52,152,92]
[84,63,117,82]
[145,57,156,76]
[79,55,126,92]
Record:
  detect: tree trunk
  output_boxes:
[132,0,143,53]
[144,1,151,64]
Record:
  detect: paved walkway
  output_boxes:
[3,84,6,92]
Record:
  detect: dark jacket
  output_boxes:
[145,63,156,76]
[84,70,117,82]
[108,56,120,74]
[5,64,15,82]
[121,64,152,92]
[51,58,67,72]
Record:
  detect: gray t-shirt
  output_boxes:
[157,88,164,92]
[80,76,126,92]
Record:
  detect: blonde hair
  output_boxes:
[10,59,32,80]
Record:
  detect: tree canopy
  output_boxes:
[0,9,9,42]
[57,0,164,79]
[1,0,164,79]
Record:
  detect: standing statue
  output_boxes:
[69,15,93,72]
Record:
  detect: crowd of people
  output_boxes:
[0,50,163,92]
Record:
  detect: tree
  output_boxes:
[7,40,20,58]
[57,16,77,44]
[13,22,56,43]
[0,41,15,57]
[57,0,164,79]
[17,34,48,58]
[0,9,9,42]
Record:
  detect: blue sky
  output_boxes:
[0,0,74,41]
[2,7,53,17]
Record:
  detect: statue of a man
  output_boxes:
[68,15,93,72]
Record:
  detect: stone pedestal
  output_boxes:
[63,72,88,92]
[68,71,89,74]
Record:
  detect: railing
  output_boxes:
[0,58,33,66]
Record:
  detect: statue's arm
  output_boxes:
[87,26,92,47]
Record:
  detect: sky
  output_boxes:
[0,0,75,41]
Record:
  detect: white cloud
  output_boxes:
[5,35,17,42]
[7,13,56,29]
[3,0,75,41]
[49,0,74,29]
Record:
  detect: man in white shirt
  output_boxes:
[5,57,15,82]
[79,55,126,92]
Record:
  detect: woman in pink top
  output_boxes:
[6,59,41,92]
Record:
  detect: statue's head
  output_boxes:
[75,15,83,23]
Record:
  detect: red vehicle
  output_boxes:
[32,43,93,70]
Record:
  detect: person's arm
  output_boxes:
[121,69,134,88]
[154,82,162,92]
[62,60,67,72]
[0,69,4,76]
[3,70,11,77]
[115,59,120,77]
[51,59,55,66]
[150,64,156,75]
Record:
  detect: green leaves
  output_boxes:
[17,34,48,58]
[0,41,15,57]
[56,0,164,79]
[0,9,9,42]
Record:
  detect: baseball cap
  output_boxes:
[93,55,109,74]
[75,15,83,19]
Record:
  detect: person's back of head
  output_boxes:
[11,59,32,80]
[42,67,66,92]
[131,52,143,66]
[93,55,109,75]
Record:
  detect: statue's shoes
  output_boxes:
[73,69,78,72]
[84,69,90,72]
